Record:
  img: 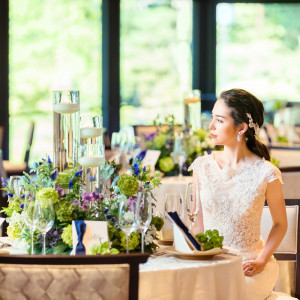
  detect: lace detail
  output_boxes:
[189,154,282,261]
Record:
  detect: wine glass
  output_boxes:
[162,192,183,240]
[137,192,152,253]
[118,197,138,254]
[171,133,187,179]
[185,182,200,231]
[111,132,122,164]
[33,198,55,255]
[23,191,37,254]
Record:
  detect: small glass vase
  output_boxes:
[53,90,80,172]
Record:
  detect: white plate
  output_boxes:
[165,246,223,260]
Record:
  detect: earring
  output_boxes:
[237,131,241,142]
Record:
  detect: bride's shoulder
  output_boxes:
[261,159,282,183]
[188,154,213,172]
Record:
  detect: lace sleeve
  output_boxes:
[188,156,203,174]
[265,161,283,184]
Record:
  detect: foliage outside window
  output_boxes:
[9,0,102,163]
[120,0,193,127]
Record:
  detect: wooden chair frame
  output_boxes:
[0,253,149,300]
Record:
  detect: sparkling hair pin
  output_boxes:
[246,113,260,135]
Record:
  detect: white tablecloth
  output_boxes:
[139,254,246,300]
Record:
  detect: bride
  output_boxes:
[189,89,287,300]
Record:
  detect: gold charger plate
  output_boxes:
[165,246,223,260]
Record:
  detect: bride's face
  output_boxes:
[209,98,240,146]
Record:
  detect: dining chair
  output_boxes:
[261,199,300,299]
[3,121,35,177]
[0,253,149,300]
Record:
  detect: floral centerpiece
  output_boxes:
[1,156,163,254]
[144,115,217,176]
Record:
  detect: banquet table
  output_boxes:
[0,237,246,300]
[139,252,246,300]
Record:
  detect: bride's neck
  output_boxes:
[221,143,252,167]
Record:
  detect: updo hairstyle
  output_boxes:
[219,88,270,161]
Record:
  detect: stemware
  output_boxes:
[33,198,55,255]
[137,192,152,253]
[118,197,138,254]
[171,133,187,179]
[185,182,200,231]
[111,132,122,164]
[23,191,37,254]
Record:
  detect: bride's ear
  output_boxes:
[239,123,248,135]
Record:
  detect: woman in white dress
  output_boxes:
[189,89,288,300]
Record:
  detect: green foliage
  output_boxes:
[195,229,224,251]
[90,241,119,255]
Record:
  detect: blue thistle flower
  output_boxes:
[68,178,74,188]
[21,194,25,199]
[50,171,58,180]
[47,156,52,164]
[112,218,117,223]
[1,177,7,188]
[104,208,109,214]
[89,176,96,181]
[133,163,140,175]
[19,203,24,209]
[143,166,146,171]
[6,193,13,198]
[107,214,114,219]
[75,170,83,177]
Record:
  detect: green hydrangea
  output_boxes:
[55,200,75,222]
[61,224,73,246]
[158,157,175,173]
[117,174,139,197]
[6,211,24,240]
[151,216,164,231]
[36,187,59,208]
[120,231,140,251]
[194,129,208,142]
[153,134,166,149]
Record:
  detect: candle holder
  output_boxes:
[183,89,201,131]
[78,114,105,194]
[53,90,80,172]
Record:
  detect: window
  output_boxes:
[216,3,300,103]
[120,0,193,127]
[9,0,102,163]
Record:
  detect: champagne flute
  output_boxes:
[137,192,152,253]
[171,133,187,179]
[118,197,138,254]
[185,182,200,231]
[23,191,37,254]
[33,198,55,255]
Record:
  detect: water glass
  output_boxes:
[185,182,200,231]
[137,192,152,253]
[118,197,138,254]
[23,191,36,254]
[33,198,55,255]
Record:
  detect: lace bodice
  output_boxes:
[189,154,282,261]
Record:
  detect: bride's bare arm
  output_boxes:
[243,179,287,276]
[192,172,204,234]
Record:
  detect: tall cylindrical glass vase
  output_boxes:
[53,90,80,172]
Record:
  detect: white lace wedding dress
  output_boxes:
[189,154,282,300]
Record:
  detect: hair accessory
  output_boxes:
[246,113,260,135]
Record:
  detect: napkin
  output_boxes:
[72,220,108,255]
[167,211,201,253]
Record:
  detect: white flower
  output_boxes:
[12,238,30,253]
[123,211,134,223]
[144,225,156,245]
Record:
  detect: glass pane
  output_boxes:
[216,3,300,102]
[120,0,193,127]
[9,0,102,163]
